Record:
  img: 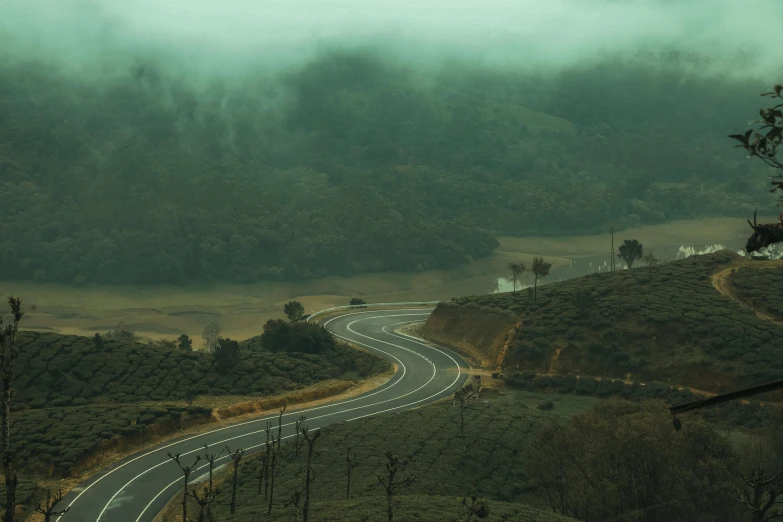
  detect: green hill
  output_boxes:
[157,389,753,522]
[438,251,783,393]
[0,50,775,285]
[5,328,388,477]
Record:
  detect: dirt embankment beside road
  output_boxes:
[420,302,519,369]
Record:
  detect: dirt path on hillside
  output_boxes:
[711,264,783,325]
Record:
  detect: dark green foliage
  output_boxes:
[8,404,211,477]
[284,301,305,323]
[536,400,554,411]
[214,338,241,374]
[258,321,336,355]
[728,266,783,319]
[0,52,775,286]
[617,239,643,268]
[0,479,37,519]
[159,390,593,522]
[456,252,783,392]
[178,334,193,351]
[571,289,595,317]
[349,298,367,307]
[8,331,388,410]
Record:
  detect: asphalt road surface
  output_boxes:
[56,307,468,522]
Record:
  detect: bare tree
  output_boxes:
[346,447,360,499]
[257,447,268,496]
[293,415,307,458]
[190,483,221,522]
[301,425,321,522]
[508,262,527,292]
[735,467,783,522]
[0,296,23,522]
[643,250,659,279]
[268,434,280,516]
[258,421,273,498]
[33,488,69,522]
[531,257,552,301]
[202,444,225,495]
[225,445,245,515]
[277,404,287,452]
[284,487,303,522]
[377,451,416,522]
[453,387,472,437]
[201,319,222,352]
[167,452,201,522]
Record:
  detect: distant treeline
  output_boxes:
[0,50,774,285]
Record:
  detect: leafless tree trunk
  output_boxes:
[284,488,303,522]
[257,447,267,496]
[33,488,69,522]
[277,404,287,453]
[346,447,360,500]
[167,452,201,522]
[201,445,225,521]
[190,483,220,522]
[301,425,321,522]
[293,415,306,458]
[735,466,783,522]
[225,445,244,515]
[268,434,280,516]
[377,451,416,522]
[262,421,272,499]
[0,297,23,522]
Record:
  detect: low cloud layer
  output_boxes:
[2,0,782,75]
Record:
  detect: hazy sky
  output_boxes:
[2,0,782,74]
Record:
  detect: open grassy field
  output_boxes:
[157,389,593,522]
[0,217,764,348]
[444,251,783,393]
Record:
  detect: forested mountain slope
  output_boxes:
[0,50,774,285]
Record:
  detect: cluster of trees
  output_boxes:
[0,50,776,285]
[508,256,552,299]
[525,399,783,522]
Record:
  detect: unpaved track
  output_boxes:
[711,263,783,325]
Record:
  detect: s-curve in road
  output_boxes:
[56,307,467,522]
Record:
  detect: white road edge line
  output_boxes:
[134,318,463,522]
[54,307,431,522]
[103,311,455,522]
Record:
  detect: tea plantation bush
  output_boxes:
[456,252,783,392]
[10,331,389,409]
[9,404,212,477]
[728,266,783,320]
[159,390,593,522]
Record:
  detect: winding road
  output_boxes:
[55,307,467,522]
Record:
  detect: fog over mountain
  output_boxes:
[2,0,782,76]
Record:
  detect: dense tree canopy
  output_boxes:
[0,49,775,285]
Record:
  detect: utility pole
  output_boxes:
[610,225,615,272]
